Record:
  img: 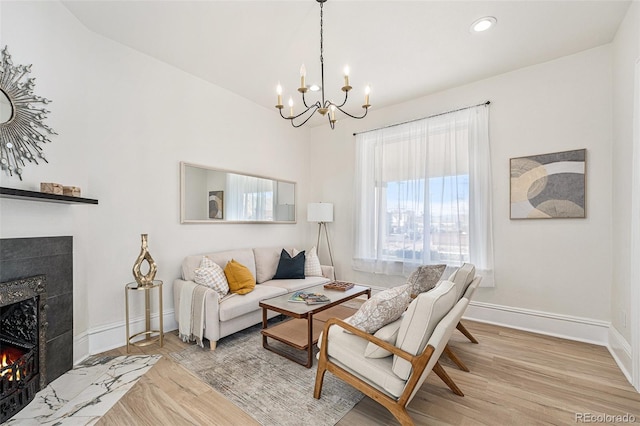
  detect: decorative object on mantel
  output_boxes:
[132,234,158,287]
[0,46,57,181]
[40,182,63,195]
[274,0,371,129]
[62,186,81,197]
[510,148,586,219]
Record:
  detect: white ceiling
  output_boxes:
[62,0,630,122]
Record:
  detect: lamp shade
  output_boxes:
[307,203,334,223]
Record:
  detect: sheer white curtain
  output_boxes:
[226,174,274,221]
[353,104,494,285]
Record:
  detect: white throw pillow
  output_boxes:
[346,284,411,334]
[364,316,403,358]
[194,256,229,300]
[304,246,323,277]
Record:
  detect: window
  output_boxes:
[353,104,493,282]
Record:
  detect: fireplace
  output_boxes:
[0,275,47,423]
[0,236,73,422]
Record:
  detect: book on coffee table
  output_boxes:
[288,291,330,304]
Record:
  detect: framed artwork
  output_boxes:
[209,190,224,219]
[510,149,586,219]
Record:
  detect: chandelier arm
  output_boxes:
[334,104,370,120]
[301,90,312,109]
[279,101,321,121]
[333,89,349,109]
[290,105,322,128]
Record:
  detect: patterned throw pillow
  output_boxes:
[406,264,446,297]
[346,284,411,334]
[304,246,323,277]
[193,256,229,300]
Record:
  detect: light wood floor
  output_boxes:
[96,321,640,426]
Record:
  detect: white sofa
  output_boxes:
[173,247,334,349]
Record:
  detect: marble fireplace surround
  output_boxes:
[0,236,74,386]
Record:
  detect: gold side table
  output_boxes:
[125,280,163,353]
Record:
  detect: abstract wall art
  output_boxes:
[510,149,586,219]
[208,190,224,219]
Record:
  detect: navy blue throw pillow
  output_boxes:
[273,249,305,279]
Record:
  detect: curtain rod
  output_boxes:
[352,100,490,136]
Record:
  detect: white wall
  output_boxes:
[611,1,640,386]
[308,46,613,326]
[0,1,311,359]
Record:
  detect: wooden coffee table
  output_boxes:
[259,283,370,368]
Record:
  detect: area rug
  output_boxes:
[169,323,364,426]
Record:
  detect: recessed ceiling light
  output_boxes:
[309,84,321,92]
[471,16,497,33]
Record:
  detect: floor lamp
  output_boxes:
[307,202,336,280]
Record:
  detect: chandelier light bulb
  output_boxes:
[276,83,283,107]
[288,96,294,117]
[343,65,350,87]
[330,104,336,121]
[364,85,371,107]
[300,64,306,89]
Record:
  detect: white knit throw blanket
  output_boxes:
[178,281,208,348]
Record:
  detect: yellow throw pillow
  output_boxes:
[224,259,256,295]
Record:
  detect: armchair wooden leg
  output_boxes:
[444,344,469,372]
[433,361,464,397]
[314,357,328,399]
[456,321,479,344]
[209,340,217,351]
[389,406,415,426]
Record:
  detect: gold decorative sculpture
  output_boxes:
[132,234,157,287]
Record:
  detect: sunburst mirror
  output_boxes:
[0,46,56,180]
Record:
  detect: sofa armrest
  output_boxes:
[320,265,335,280]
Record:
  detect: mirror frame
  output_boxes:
[180,161,297,224]
[0,46,57,180]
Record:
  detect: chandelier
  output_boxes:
[275,0,370,129]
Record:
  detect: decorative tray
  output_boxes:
[323,281,355,291]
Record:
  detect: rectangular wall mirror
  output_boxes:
[180,162,296,224]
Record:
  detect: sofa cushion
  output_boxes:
[449,263,476,300]
[253,247,294,284]
[347,284,411,334]
[264,276,329,292]
[392,280,456,380]
[406,264,446,297]
[273,249,305,279]
[218,285,287,321]
[182,249,256,282]
[193,256,229,300]
[364,316,403,359]
[318,323,406,398]
[224,259,256,295]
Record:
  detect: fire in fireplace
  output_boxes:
[0,276,47,423]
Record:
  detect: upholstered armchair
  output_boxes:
[314,280,467,426]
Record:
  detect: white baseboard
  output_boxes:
[73,310,178,360]
[608,326,633,384]
[464,301,610,346]
[73,331,89,365]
